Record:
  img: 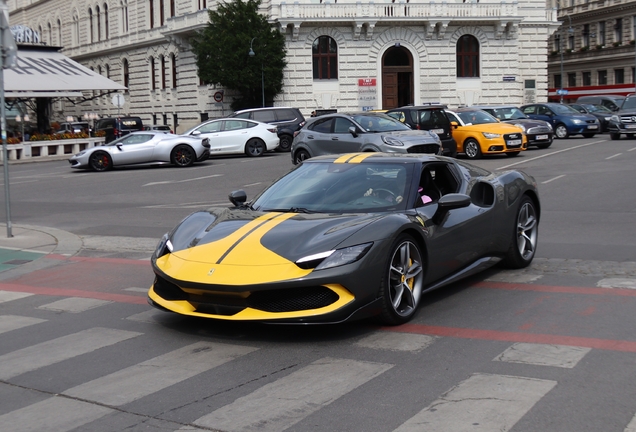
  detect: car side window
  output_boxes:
[310,118,333,133]
[121,134,153,145]
[446,112,460,124]
[416,163,460,207]
[537,106,550,115]
[233,112,251,119]
[275,109,297,121]
[223,120,249,131]
[387,111,406,123]
[333,118,355,133]
[198,121,221,133]
[604,101,618,111]
[522,106,535,115]
[253,110,276,123]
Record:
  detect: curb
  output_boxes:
[0,224,83,257]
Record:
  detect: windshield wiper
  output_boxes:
[262,207,316,214]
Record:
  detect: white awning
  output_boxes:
[3,46,126,98]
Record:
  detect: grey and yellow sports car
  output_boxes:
[148,153,540,325]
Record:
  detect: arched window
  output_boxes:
[96,6,101,41]
[170,0,176,17]
[72,12,79,45]
[161,55,166,89]
[171,53,177,88]
[88,8,94,43]
[106,64,110,78]
[57,19,62,46]
[150,57,156,90]
[456,34,479,78]
[312,36,338,80]
[160,0,165,25]
[121,1,129,33]
[123,58,130,91]
[149,0,154,28]
[104,4,109,39]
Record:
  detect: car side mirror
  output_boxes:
[229,190,247,207]
[450,121,459,129]
[431,193,471,225]
[191,130,201,136]
[116,144,123,151]
[348,126,359,137]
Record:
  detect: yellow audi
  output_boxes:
[445,108,527,159]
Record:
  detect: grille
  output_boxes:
[407,144,440,154]
[527,126,551,134]
[504,133,522,140]
[247,286,339,312]
[619,116,636,123]
[153,277,188,300]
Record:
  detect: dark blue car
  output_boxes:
[519,103,600,139]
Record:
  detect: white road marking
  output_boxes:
[0,291,33,303]
[140,201,225,209]
[0,315,46,335]
[125,309,164,323]
[486,272,543,283]
[64,341,258,406]
[497,139,605,170]
[625,412,636,432]
[38,297,112,313]
[394,373,557,432]
[597,278,636,289]
[0,397,113,432]
[143,173,223,186]
[541,174,566,184]
[123,287,148,293]
[628,147,636,152]
[606,153,622,160]
[192,357,393,431]
[243,182,262,187]
[0,327,142,380]
[356,332,438,352]
[494,343,591,368]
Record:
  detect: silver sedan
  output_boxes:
[68,131,210,171]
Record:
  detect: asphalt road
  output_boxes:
[0,135,635,432]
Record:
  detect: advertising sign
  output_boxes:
[358,78,377,111]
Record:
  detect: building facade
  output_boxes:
[9,0,558,133]
[547,0,636,102]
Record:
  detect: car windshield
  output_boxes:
[489,107,527,120]
[550,104,581,115]
[251,162,411,213]
[621,97,636,110]
[456,110,498,125]
[585,105,612,113]
[351,114,411,132]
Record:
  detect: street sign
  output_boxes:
[112,93,125,108]
[213,91,223,103]
[557,89,569,95]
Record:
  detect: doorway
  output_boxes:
[382,46,414,109]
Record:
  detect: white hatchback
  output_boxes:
[182,118,279,157]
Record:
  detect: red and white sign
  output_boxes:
[358,78,377,87]
[358,78,378,111]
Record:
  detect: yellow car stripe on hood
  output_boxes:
[347,153,376,163]
[157,212,312,285]
[333,153,377,164]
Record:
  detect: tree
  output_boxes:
[191,0,287,110]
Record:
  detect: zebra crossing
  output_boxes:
[1,288,636,432]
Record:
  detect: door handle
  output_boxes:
[308,135,314,139]
[332,137,339,140]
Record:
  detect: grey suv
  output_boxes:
[386,105,457,157]
[608,94,636,140]
[228,107,305,152]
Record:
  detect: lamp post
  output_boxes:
[15,114,29,142]
[248,37,265,108]
[559,13,573,103]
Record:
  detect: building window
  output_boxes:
[615,18,623,44]
[106,64,110,78]
[88,8,94,43]
[123,59,130,91]
[72,12,79,45]
[149,0,154,28]
[554,74,562,89]
[583,24,590,47]
[568,73,576,87]
[170,0,175,17]
[312,36,338,80]
[456,34,479,77]
[104,4,109,39]
[199,0,207,9]
[150,57,156,90]
[583,71,591,86]
[121,0,129,33]
[160,0,165,26]
[554,33,561,52]
[615,68,624,84]
[57,19,62,45]
[598,21,606,46]
[47,22,51,45]
[161,55,166,89]
[96,6,101,41]
[598,70,607,85]
[171,53,177,88]
[568,34,574,50]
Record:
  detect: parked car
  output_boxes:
[607,94,636,140]
[228,107,305,152]
[69,131,210,171]
[148,153,540,325]
[56,121,90,135]
[575,95,625,112]
[385,105,457,157]
[182,118,279,157]
[290,112,442,165]
[144,124,173,133]
[519,103,600,139]
[470,105,554,149]
[567,103,613,132]
[444,108,527,159]
[94,116,144,143]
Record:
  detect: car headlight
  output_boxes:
[154,233,174,259]
[296,242,373,270]
[482,132,501,139]
[546,123,553,130]
[611,115,619,122]
[515,124,526,132]
[604,117,611,121]
[382,136,404,146]
[572,119,585,124]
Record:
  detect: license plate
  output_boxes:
[626,124,636,129]
[507,139,522,145]
[587,125,598,129]
[430,129,444,134]
[536,134,548,140]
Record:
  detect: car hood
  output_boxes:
[561,113,598,121]
[154,208,384,285]
[503,119,551,128]
[459,123,523,133]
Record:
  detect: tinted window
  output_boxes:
[275,109,297,121]
[233,112,251,119]
[418,109,449,128]
[198,121,222,133]
[310,118,333,133]
[387,111,406,122]
[333,117,355,133]
[253,110,276,123]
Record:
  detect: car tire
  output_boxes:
[293,149,311,165]
[505,151,520,157]
[171,144,195,167]
[555,124,569,139]
[536,142,552,149]
[378,234,425,325]
[277,134,292,152]
[582,133,595,138]
[610,133,621,140]
[500,196,539,269]
[463,139,482,159]
[89,151,113,172]
[245,139,265,157]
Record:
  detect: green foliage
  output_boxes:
[191,0,287,110]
